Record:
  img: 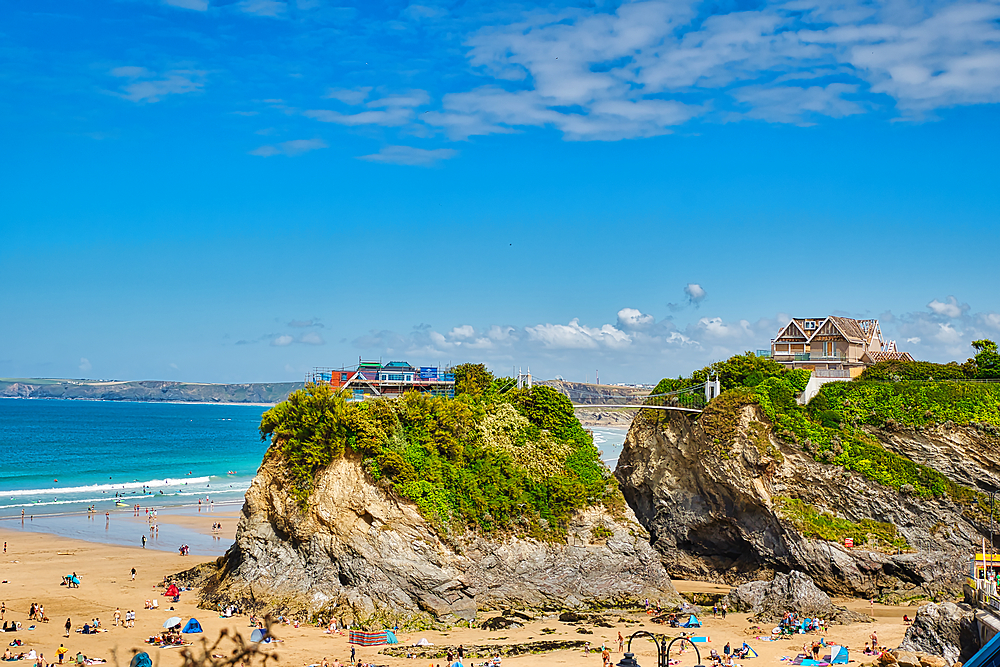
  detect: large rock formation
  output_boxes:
[198,452,677,626]
[615,407,987,600]
[898,602,979,665]
[722,570,868,624]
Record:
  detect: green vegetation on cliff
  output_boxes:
[259,366,619,539]
[660,347,994,512]
[775,497,909,551]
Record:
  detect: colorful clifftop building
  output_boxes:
[309,360,455,400]
[763,316,913,378]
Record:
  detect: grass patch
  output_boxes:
[775,496,909,552]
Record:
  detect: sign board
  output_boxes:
[844,537,854,548]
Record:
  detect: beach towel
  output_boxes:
[182,619,202,634]
[349,630,388,646]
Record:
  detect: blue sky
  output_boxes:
[2,0,999,384]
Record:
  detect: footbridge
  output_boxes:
[569,380,721,414]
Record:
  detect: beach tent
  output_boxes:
[165,584,180,597]
[250,629,272,644]
[414,638,433,647]
[385,630,399,645]
[830,646,848,664]
[130,653,152,667]
[162,617,182,629]
[682,615,702,628]
[742,643,759,658]
[182,619,203,634]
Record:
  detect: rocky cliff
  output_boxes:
[197,451,677,626]
[615,406,990,600]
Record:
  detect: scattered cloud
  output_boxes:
[357,145,457,166]
[162,0,208,10]
[271,335,294,347]
[325,87,372,105]
[881,297,999,359]
[238,0,287,17]
[684,283,707,305]
[250,138,327,157]
[616,308,655,331]
[927,295,969,319]
[299,331,325,345]
[287,318,324,328]
[110,67,205,103]
[79,357,92,372]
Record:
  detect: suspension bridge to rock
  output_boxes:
[564,380,721,414]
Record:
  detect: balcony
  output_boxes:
[771,352,851,362]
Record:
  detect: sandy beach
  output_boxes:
[0,526,917,667]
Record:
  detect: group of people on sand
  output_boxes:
[26,606,47,624]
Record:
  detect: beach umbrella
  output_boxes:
[163,617,182,628]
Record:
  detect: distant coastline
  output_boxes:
[0,378,303,404]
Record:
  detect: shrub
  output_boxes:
[259,381,612,540]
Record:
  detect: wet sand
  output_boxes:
[0,527,916,667]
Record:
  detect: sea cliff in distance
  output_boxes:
[0,378,304,404]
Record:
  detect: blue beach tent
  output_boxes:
[130,653,152,667]
[831,646,848,664]
[682,615,702,628]
[385,630,398,645]
[251,629,273,644]
[182,618,203,634]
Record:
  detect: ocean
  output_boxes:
[0,398,628,555]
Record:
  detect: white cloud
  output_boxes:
[79,357,92,372]
[110,67,205,103]
[906,337,922,344]
[304,108,415,127]
[162,0,208,10]
[414,0,1000,140]
[617,308,655,330]
[271,335,294,346]
[684,283,707,304]
[250,138,327,157]
[170,362,179,369]
[696,316,753,340]
[927,295,968,318]
[299,331,325,345]
[449,325,475,340]
[357,145,457,166]
[325,87,372,105]
[732,83,865,124]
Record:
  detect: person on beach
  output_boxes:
[141,535,146,549]
[1,602,5,620]
[114,609,121,627]
[618,632,624,652]
[65,618,71,637]
[56,645,67,664]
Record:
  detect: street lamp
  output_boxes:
[616,631,705,667]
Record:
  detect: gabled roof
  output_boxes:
[826,316,866,343]
[774,320,810,340]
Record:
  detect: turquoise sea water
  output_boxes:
[0,398,269,517]
[0,398,627,555]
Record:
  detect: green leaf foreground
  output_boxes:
[259,364,623,540]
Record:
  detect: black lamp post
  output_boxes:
[616,631,705,667]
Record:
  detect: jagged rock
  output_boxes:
[559,612,586,623]
[722,571,869,624]
[898,602,978,665]
[615,408,985,599]
[894,650,922,667]
[480,616,521,631]
[197,452,678,626]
